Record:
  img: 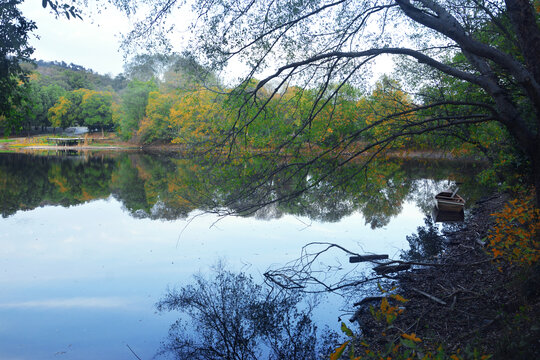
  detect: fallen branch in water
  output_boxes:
[373,264,411,275]
[350,254,389,263]
[263,242,494,295]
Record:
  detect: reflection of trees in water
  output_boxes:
[401,216,445,262]
[156,264,337,360]
[404,159,489,215]
[0,152,490,224]
[110,155,149,215]
[407,179,451,214]
[401,215,465,262]
[0,153,113,217]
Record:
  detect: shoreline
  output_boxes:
[353,193,539,359]
[1,142,486,163]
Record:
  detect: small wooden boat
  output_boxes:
[435,189,465,212]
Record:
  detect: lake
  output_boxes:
[0,151,487,359]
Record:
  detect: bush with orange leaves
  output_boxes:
[487,192,540,266]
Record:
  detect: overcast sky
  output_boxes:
[19,1,130,76]
[18,1,393,84]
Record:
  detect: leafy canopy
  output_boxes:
[0,0,36,133]
[110,0,540,205]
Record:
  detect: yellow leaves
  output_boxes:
[373,294,404,325]
[48,165,70,193]
[28,72,40,81]
[401,333,422,343]
[377,283,396,293]
[329,341,349,360]
[48,95,72,127]
[168,86,223,144]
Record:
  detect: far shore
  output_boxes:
[1,133,487,163]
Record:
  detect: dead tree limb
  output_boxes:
[263,242,492,295]
[373,264,411,275]
[411,287,447,305]
[350,255,389,263]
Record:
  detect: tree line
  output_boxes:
[2,55,513,162]
[0,0,532,200]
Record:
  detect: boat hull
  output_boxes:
[435,192,465,212]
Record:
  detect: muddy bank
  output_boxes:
[354,193,539,359]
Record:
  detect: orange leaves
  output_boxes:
[401,333,422,343]
[376,296,404,325]
[370,284,406,326]
[362,78,414,147]
[390,294,409,303]
[487,191,540,266]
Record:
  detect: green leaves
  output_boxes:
[48,88,114,130]
[0,0,37,127]
[41,0,83,20]
[329,341,349,360]
[340,322,353,337]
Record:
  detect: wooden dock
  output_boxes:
[47,137,85,146]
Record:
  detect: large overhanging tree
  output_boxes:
[111,0,540,205]
[0,0,37,132]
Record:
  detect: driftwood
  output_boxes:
[373,264,411,275]
[411,287,447,305]
[262,242,486,295]
[349,254,389,263]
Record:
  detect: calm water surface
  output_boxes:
[0,152,487,359]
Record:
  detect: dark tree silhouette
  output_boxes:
[0,0,36,133]
[156,264,337,360]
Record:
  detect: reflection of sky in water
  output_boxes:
[0,196,423,359]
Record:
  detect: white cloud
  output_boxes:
[0,296,132,309]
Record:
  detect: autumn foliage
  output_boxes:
[487,191,540,266]
[328,284,490,360]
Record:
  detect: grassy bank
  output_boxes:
[0,133,140,150]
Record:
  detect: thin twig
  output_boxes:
[126,344,143,360]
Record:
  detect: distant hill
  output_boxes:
[30,60,128,92]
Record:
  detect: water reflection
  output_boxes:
[0,151,489,359]
[0,152,489,227]
[401,215,465,262]
[156,263,337,360]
